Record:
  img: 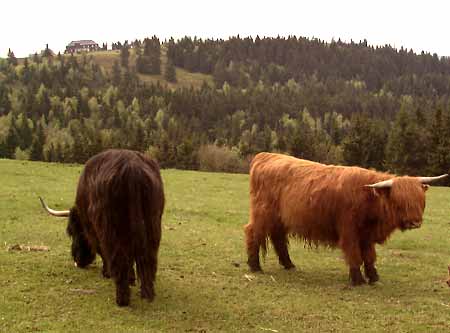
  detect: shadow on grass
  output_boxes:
[243,262,434,299]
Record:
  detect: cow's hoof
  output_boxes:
[102,267,111,279]
[141,288,155,302]
[247,258,263,272]
[249,265,263,273]
[364,266,379,284]
[350,268,366,286]
[351,279,366,286]
[282,262,296,270]
[116,292,130,307]
[116,298,130,307]
[368,275,379,285]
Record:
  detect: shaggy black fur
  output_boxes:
[65,149,165,306]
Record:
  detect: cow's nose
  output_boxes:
[409,220,422,229]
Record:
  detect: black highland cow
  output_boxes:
[40,149,165,306]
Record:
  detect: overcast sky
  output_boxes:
[1,0,449,58]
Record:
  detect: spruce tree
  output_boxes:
[342,113,387,170]
[7,49,18,66]
[165,60,177,83]
[5,121,19,158]
[18,117,33,150]
[112,60,121,86]
[427,107,450,178]
[120,45,130,68]
[385,100,428,175]
[30,122,45,161]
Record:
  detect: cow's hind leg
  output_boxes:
[128,264,136,286]
[245,223,263,272]
[361,241,378,284]
[110,255,132,306]
[270,224,295,270]
[136,250,157,301]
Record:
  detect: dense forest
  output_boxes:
[1,36,450,180]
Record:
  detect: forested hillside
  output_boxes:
[1,36,450,178]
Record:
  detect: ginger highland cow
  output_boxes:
[245,152,446,285]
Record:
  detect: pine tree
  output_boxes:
[385,99,428,175]
[164,60,177,83]
[427,107,450,178]
[18,116,33,150]
[342,113,387,170]
[42,44,53,58]
[7,49,18,66]
[120,45,130,68]
[0,140,7,158]
[112,60,121,86]
[30,122,45,161]
[213,60,228,88]
[4,115,19,158]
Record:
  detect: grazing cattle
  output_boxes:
[245,152,447,285]
[40,149,165,306]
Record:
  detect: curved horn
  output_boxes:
[39,197,70,217]
[418,174,448,184]
[365,179,393,188]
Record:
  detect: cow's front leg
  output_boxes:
[245,222,263,272]
[340,234,366,285]
[361,242,379,284]
[98,249,111,278]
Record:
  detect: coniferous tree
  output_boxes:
[4,116,19,158]
[427,107,450,178]
[213,60,228,88]
[30,122,45,161]
[165,60,177,83]
[42,44,53,58]
[385,99,428,175]
[120,45,130,68]
[112,60,121,86]
[7,49,18,66]
[18,116,33,150]
[342,113,387,169]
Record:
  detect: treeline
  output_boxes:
[1,35,450,181]
[167,35,450,98]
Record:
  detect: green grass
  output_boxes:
[1,159,449,332]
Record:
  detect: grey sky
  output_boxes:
[1,0,449,58]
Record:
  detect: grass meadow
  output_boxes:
[0,159,449,332]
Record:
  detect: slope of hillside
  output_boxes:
[73,47,213,89]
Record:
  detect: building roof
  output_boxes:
[67,40,98,47]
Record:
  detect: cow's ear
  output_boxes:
[422,184,429,192]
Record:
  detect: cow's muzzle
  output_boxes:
[407,220,422,229]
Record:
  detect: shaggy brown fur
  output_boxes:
[245,152,429,285]
[68,149,164,306]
